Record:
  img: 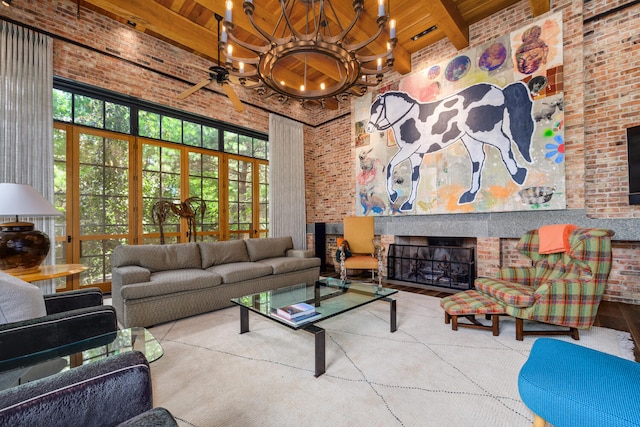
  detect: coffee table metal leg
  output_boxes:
[304,324,325,377]
[383,297,397,332]
[239,306,249,334]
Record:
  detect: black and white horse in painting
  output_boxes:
[366,82,534,211]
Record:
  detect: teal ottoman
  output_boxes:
[518,338,640,427]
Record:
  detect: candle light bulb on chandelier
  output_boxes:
[390,19,396,39]
[378,0,385,17]
[225,1,233,22]
[226,44,233,63]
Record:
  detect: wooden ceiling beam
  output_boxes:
[84,0,220,60]
[419,0,469,50]
[529,0,551,17]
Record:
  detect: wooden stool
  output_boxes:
[440,290,505,336]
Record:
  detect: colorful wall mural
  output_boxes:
[354,12,565,216]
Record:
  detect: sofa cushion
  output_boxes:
[206,262,272,284]
[198,240,250,268]
[245,237,293,262]
[257,257,321,275]
[475,277,536,307]
[111,243,201,272]
[0,272,46,324]
[120,269,221,300]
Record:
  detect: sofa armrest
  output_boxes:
[0,306,118,367]
[495,266,536,287]
[0,351,153,426]
[112,266,151,287]
[43,288,103,314]
[286,249,315,258]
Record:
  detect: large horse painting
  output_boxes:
[366,82,534,211]
[353,11,565,216]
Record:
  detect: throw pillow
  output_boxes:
[0,271,47,324]
[538,224,578,254]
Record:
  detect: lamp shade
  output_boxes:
[0,183,61,274]
[0,183,61,217]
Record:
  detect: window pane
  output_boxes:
[74,95,104,128]
[184,121,201,147]
[53,89,72,122]
[188,152,220,233]
[161,116,182,143]
[139,110,160,139]
[105,102,131,134]
[203,126,219,150]
[224,131,239,154]
[141,144,182,236]
[79,238,128,285]
[239,135,252,157]
[254,138,267,159]
[78,135,130,237]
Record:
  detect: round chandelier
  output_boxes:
[221,0,397,106]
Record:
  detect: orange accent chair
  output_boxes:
[335,216,383,282]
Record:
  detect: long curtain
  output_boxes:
[0,21,55,292]
[269,114,306,249]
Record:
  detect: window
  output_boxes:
[53,80,269,291]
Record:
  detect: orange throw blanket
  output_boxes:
[538,224,578,254]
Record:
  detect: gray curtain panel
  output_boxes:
[1,21,55,293]
[268,114,306,250]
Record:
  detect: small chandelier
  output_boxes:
[221,0,397,106]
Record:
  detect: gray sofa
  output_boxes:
[111,237,321,327]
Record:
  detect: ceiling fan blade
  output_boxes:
[189,64,214,74]
[177,78,212,99]
[222,83,246,113]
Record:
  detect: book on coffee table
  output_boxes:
[276,302,315,320]
[271,310,321,326]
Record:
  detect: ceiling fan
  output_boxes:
[178,14,245,113]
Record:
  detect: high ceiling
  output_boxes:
[80,0,550,103]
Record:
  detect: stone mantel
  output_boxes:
[313,209,640,241]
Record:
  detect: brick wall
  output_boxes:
[2,0,640,303]
[308,0,640,303]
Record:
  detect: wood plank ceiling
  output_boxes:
[80,0,550,104]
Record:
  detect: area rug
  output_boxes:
[148,291,634,427]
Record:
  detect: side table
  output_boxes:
[8,263,87,283]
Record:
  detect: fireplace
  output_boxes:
[387,238,475,290]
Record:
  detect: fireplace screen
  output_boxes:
[387,244,475,290]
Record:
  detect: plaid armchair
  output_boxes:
[475,228,614,340]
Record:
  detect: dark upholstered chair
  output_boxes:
[0,350,177,427]
[0,287,118,372]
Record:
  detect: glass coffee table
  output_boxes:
[231,277,398,377]
[0,327,163,391]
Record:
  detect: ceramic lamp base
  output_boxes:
[0,222,50,274]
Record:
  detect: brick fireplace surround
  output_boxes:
[2,0,639,304]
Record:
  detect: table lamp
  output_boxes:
[0,183,62,274]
